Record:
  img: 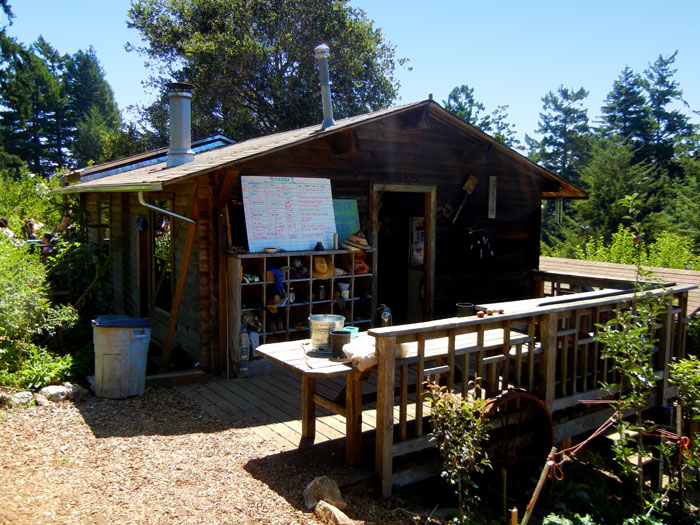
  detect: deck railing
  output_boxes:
[368,284,694,497]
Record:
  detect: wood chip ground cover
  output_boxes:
[0,387,424,524]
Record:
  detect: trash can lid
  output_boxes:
[92,315,152,328]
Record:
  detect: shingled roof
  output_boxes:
[55,100,586,199]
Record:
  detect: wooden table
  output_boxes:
[255,339,365,465]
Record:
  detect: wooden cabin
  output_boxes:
[56,96,587,376]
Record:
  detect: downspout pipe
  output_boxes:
[138,191,196,225]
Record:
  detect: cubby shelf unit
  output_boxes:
[227,249,376,376]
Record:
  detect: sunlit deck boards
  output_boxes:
[176,361,433,454]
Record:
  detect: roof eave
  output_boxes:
[52,182,164,195]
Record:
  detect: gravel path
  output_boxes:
[0,387,428,524]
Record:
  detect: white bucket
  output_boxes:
[308,314,344,351]
[93,316,152,399]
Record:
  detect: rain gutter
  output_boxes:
[51,182,164,195]
[51,182,196,225]
[137,191,196,225]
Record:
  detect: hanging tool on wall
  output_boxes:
[451,175,478,226]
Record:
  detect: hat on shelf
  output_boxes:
[288,257,308,280]
[312,255,335,279]
[266,294,287,313]
[342,231,371,251]
[354,252,370,275]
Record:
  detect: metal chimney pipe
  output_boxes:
[166,82,195,168]
[314,44,335,130]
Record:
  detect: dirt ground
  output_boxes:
[0,387,431,525]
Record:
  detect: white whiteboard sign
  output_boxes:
[241,176,337,252]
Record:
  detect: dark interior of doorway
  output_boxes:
[377,191,426,325]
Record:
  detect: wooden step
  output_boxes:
[392,462,442,487]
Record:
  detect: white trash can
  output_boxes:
[93,315,152,399]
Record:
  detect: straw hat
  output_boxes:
[312,255,335,279]
[342,232,371,251]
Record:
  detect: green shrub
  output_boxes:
[0,236,77,389]
[670,355,700,426]
[426,382,490,524]
[543,513,596,525]
[548,225,700,270]
[0,340,72,390]
[0,172,63,236]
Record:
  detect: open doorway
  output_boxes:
[371,184,436,325]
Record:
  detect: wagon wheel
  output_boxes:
[483,388,553,503]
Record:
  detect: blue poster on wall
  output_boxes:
[333,199,360,244]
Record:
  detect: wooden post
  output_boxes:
[399,364,408,441]
[228,257,242,377]
[447,328,456,391]
[415,334,425,436]
[501,321,511,391]
[521,447,557,525]
[159,195,199,373]
[675,292,689,360]
[375,335,396,498]
[345,371,362,465]
[476,325,485,392]
[539,313,559,404]
[217,208,229,375]
[301,376,317,440]
[657,297,674,406]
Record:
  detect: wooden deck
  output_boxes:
[175,359,427,456]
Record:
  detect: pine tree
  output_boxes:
[33,36,69,169]
[574,137,655,241]
[444,85,486,124]
[0,34,64,176]
[642,51,695,177]
[527,86,591,249]
[527,86,590,185]
[64,47,121,166]
[600,66,652,159]
[444,85,520,148]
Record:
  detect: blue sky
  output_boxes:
[4,1,699,143]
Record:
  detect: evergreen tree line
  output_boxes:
[0,25,128,176]
[0,24,164,178]
[2,1,699,267]
[445,51,700,265]
[0,0,402,178]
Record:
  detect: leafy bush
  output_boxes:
[0,236,77,389]
[670,355,700,427]
[561,225,700,270]
[0,340,72,390]
[543,513,596,525]
[0,237,77,341]
[0,171,63,237]
[426,382,490,524]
